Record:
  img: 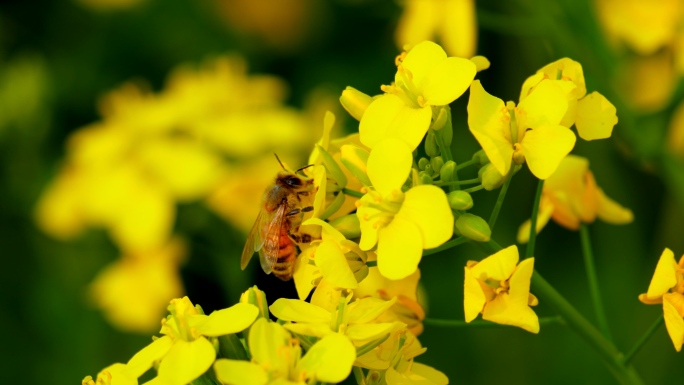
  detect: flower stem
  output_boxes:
[455,158,478,171]
[422,236,467,256]
[462,185,484,193]
[432,128,459,188]
[353,366,367,385]
[424,316,564,328]
[621,314,664,365]
[580,223,613,342]
[434,178,480,187]
[525,179,544,258]
[488,170,514,231]
[342,188,364,198]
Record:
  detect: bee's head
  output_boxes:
[276,171,304,188]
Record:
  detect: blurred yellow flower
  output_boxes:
[89,238,186,333]
[360,41,476,150]
[82,364,137,385]
[468,79,575,180]
[464,245,539,333]
[356,138,453,280]
[517,155,633,243]
[396,0,477,58]
[639,248,684,351]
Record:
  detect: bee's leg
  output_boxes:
[286,208,301,216]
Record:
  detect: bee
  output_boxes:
[240,154,315,281]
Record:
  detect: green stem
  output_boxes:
[366,260,377,268]
[526,179,544,258]
[432,128,459,189]
[353,367,367,385]
[434,178,480,187]
[455,158,478,171]
[462,185,484,193]
[479,240,643,385]
[425,316,564,328]
[622,314,664,365]
[488,170,514,231]
[580,223,613,342]
[342,188,364,198]
[422,236,467,256]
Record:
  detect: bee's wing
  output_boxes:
[240,209,266,270]
[258,203,287,275]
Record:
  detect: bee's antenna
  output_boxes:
[296,164,314,174]
[274,153,286,170]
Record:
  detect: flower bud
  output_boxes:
[340,144,371,186]
[455,213,491,242]
[472,149,490,166]
[418,171,433,185]
[479,163,505,191]
[430,107,448,131]
[448,191,473,210]
[418,157,430,171]
[217,333,249,360]
[430,156,444,175]
[340,86,373,121]
[316,145,347,187]
[440,160,456,182]
[425,130,440,157]
[240,286,269,319]
[329,214,361,239]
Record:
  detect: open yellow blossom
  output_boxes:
[128,297,258,385]
[214,318,356,385]
[82,364,138,385]
[395,0,477,58]
[356,330,448,385]
[464,245,539,333]
[639,248,684,351]
[270,295,403,346]
[468,79,575,180]
[89,238,186,333]
[292,218,368,300]
[517,155,633,243]
[356,138,453,280]
[519,58,618,141]
[360,41,476,150]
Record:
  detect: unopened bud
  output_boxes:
[329,214,361,239]
[418,157,429,171]
[454,213,491,242]
[340,86,373,121]
[430,107,448,131]
[425,130,439,157]
[448,191,473,210]
[340,144,371,186]
[472,149,490,166]
[430,156,444,175]
[440,161,456,182]
[418,171,433,185]
[479,164,506,191]
[217,333,249,360]
[316,145,347,187]
[240,286,269,319]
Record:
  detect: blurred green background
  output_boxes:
[1,0,683,384]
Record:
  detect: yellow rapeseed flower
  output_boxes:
[356,138,453,280]
[468,79,575,180]
[463,245,539,333]
[517,155,633,243]
[359,41,476,150]
[82,364,137,385]
[639,248,684,352]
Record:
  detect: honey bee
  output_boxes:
[240,155,315,281]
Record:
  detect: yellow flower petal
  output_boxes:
[470,245,519,281]
[297,333,355,383]
[248,319,290,375]
[663,293,684,352]
[359,94,432,150]
[157,338,215,385]
[537,58,586,98]
[399,41,448,88]
[575,92,618,141]
[516,196,555,244]
[420,57,476,106]
[345,322,398,342]
[308,111,336,165]
[395,2,438,55]
[377,217,423,280]
[520,124,576,180]
[467,80,512,176]
[283,322,333,338]
[396,185,453,249]
[214,359,268,385]
[367,138,413,197]
[312,165,327,218]
[293,247,320,300]
[346,297,397,324]
[463,266,486,322]
[645,248,678,299]
[194,303,259,337]
[483,259,539,333]
[269,299,332,323]
[127,336,173,378]
[316,240,358,289]
[357,197,380,251]
[441,0,477,58]
[596,188,633,224]
[517,80,568,128]
[411,362,449,385]
[96,364,137,385]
